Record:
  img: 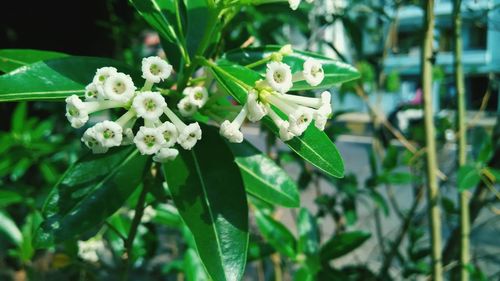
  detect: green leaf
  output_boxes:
[0,190,23,208]
[254,209,296,259]
[184,248,210,281]
[294,266,315,281]
[11,102,27,134]
[129,0,179,43]
[223,46,360,90]
[227,140,299,208]
[0,56,139,102]
[0,211,22,246]
[297,208,319,256]
[185,0,218,58]
[458,164,482,192]
[163,125,248,281]
[209,62,344,178]
[0,49,68,73]
[379,172,413,185]
[19,212,42,262]
[320,231,371,261]
[34,147,148,248]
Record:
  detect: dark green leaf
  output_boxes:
[163,125,248,281]
[185,0,217,58]
[11,102,27,134]
[458,164,481,191]
[223,46,360,90]
[0,211,22,246]
[34,147,148,248]
[382,146,398,171]
[320,231,371,261]
[254,209,296,259]
[0,56,139,102]
[294,266,315,281]
[227,140,299,207]
[0,190,23,208]
[184,248,210,281]
[209,62,344,178]
[0,49,68,73]
[129,0,179,43]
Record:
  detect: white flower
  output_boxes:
[246,90,267,122]
[219,105,247,143]
[279,91,332,117]
[184,86,208,108]
[93,121,123,147]
[103,72,136,103]
[78,239,105,263]
[81,127,108,154]
[177,122,202,150]
[65,95,124,128]
[164,107,202,150]
[302,58,324,86]
[93,67,118,86]
[121,128,135,145]
[288,107,313,135]
[177,97,198,117]
[65,95,90,128]
[265,61,293,93]
[313,111,328,131]
[141,56,173,83]
[289,0,301,10]
[84,83,99,101]
[266,105,295,141]
[279,44,293,56]
[133,126,166,155]
[153,147,179,163]
[220,120,244,143]
[158,121,178,147]
[132,91,167,121]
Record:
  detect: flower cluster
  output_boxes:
[78,238,105,263]
[65,56,206,162]
[219,50,331,143]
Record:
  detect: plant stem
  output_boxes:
[421,1,443,280]
[453,0,470,280]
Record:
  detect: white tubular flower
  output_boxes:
[141,205,157,223]
[219,105,247,143]
[302,58,324,86]
[266,105,295,141]
[289,0,301,10]
[132,91,167,121]
[313,110,328,131]
[153,147,179,163]
[93,67,118,86]
[93,121,123,147]
[133,126,166,155]
[81,127,108,154]
[184,86,209,108]
[265,61,293,93]
[103,72,136,103]
[164,107,202,150]
[177,97,198,117]
[65,95,124,128]
[141,56,173,83]
[246,90,267,122]
[266,94,312,135]
[158,121,178,147]
[279,44,293,56]
[84,83,99,101]
[78,239,105,263]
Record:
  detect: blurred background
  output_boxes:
[0,0,499,280]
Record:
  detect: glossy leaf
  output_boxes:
[227,140,299,208]
[0,56,139,102]
[184,248,210,281]
[458,164,482,191]
[223,46,360,90]
[254,209,297,259]
[34,147,148,248]
[129,0,179,43]
[185,0,217,58]
[0,211,22,246]
[320,231,371,261]
[0,49,68,73]
[209,61,344,178]
[297,208,319,256]
[163,125,248,281]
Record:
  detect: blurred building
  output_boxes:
[332,0,500,119]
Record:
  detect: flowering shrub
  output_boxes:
[0,0,360,280]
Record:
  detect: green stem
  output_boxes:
[453,0,470,280]
[245,56,272,69]
[422,1,443,280]
[198,57,253,91]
